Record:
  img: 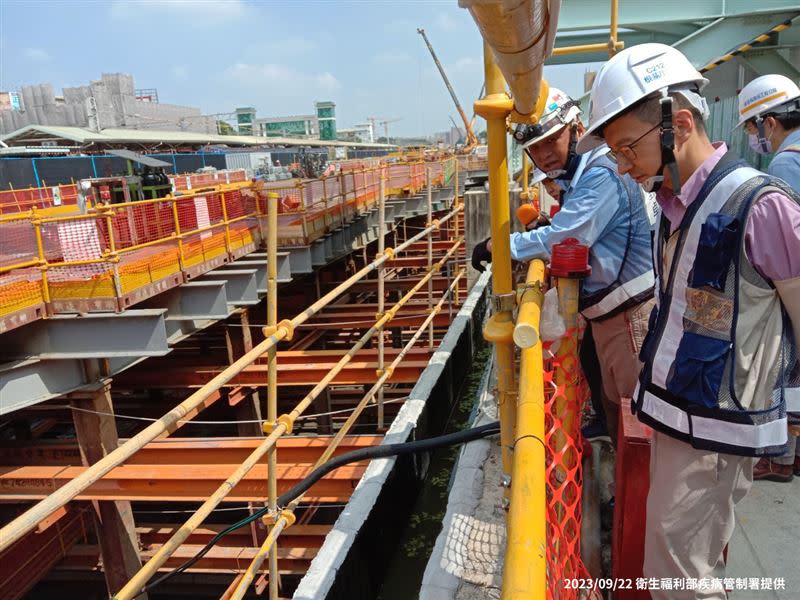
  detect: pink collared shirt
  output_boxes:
[655,143,800,281]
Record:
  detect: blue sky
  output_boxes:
[0,0,596,137]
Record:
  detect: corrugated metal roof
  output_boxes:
[1,125,397,149]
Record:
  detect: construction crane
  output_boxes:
[417,27,479,153]
[368,116,403,144]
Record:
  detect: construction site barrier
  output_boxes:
[0,157,459,333]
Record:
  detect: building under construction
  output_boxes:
[1,1,799,600]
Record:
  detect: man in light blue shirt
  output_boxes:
[738,74,800,481]
[471,88,655,445]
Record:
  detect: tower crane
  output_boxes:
[417,27,479,153]
[368,116,403,144]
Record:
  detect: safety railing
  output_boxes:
[170,168,249,191]
[0,183,80,215]
[0,171,464,597]
[0,158,456,331]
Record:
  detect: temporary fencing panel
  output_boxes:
[543,332,594,599]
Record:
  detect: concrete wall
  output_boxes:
[0,73,214,135]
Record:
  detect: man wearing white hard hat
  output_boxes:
[578,43,800,598]
[737,74,800,482]
[472,87,655,446]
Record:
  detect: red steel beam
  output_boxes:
[0,436,382,467]
[59,543,316,574]
[114,353,430,388]
[0,462,366,502]
[0,504,92,600]
[136,523,330,549]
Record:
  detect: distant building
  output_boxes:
[0,73,216,135]
[255,114,318,138]
[432,126,462,146]
[336,123,373,143]
[315,101,337,141]
[235,107,257,135]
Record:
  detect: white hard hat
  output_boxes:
[516,88,581,149]
[736,74,800,127]
[577,43,709,154]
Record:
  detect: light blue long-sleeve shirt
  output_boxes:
[510,146,653,297]
[769,128,800,190]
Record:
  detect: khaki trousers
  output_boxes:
[589,298,654,445]
[644,431,754,599]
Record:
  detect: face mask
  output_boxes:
[748,132,772,155]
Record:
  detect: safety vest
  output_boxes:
[580,153,655,321]
[633,152,800,457]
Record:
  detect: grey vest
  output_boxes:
[634,152,800,457]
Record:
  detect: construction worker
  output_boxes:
[471,87,655,446]
[577,43,800,598]
[736,74,800,481]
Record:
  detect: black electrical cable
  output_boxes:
[135,420,502,597]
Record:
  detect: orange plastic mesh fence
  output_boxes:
[0,217,38,270]
[0,158,449,322]
[0,268,44,318]
[170,169,249,192]
[0,184,79,215]
[542,332,597,599]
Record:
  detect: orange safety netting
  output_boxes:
[543,331,597,600]
[0,184,79,215]
[170,168,249,192]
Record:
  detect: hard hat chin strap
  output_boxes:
[646,95,681,195]
[754,116,772,154]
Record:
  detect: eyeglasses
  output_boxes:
[607,123,660,164]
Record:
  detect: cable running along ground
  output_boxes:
[135,420,503,597]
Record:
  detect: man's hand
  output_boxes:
[471,237,492,272]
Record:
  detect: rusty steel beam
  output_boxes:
[0,504,92,600]
[0,436,382,466]
[136,523,330,550]
[0,462,366,502]
[114,349,431,388]
[59,543,316,575]
[114,361,428,388]
[327,275,467,294]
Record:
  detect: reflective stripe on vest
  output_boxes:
[650,166,761,389]
[787,387,800,413]
[640,387,789,449]
[581,270,655,320]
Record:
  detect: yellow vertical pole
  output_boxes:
[105,212,123,301]
[171,199,186,271]
[265,192,279,600]
[32,208,51,305]
[377,175,386,430]
[426,165,434,350]
[220,190,232,257]
[504,259,547,600]
[474,41,517,488]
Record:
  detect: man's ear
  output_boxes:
[672,108,696,141]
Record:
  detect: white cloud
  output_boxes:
[24,48,50,61]
[453,57,481,73]
[372,52,412,65]
[224,63,341,94]
[110,0,250,26]
[436,12,457,31]
[172,65,189,79]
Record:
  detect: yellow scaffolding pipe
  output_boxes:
[0,203,462,554]
[474,41,518,490]
[504,260,547,600]
[229,269,466,599]
[265,191,280,600]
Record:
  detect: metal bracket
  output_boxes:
[492,292,517,313]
